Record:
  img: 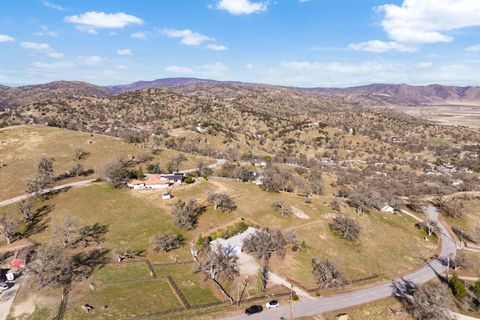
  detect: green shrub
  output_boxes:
[473,280,480,298]
[292,293,299,301]
[450,273,467,300]
[184,174,195,184]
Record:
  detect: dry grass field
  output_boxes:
[0,125,213,201]
[402,103,480,128]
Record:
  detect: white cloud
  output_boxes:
[348,40,416,53]
[161,28,212,46]
[416,61,433,68]
[215,0,268,15]
[205,43,228,51]
[245,63,254,69]
[131,31,148,40]
[31,61,73,69]
[40,0,66,11]
[377,0,480,44]
[65,12,143,34]
[165,65,194,74]
[466,44,480,53]
[20,42,64,58]
[165,62,230,79]
[117,48,132,56]
[33,25,59,37]
[80,55,104,64]
[0,35,14,42]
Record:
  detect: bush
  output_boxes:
[292,294,299,301]
[150,232,184,252]
[450,273,467,300]
[184,174,195,184]
[473,280,480,298]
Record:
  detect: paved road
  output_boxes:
[0,179,95,207]
[0,282,21,320]
[223,205,457,320]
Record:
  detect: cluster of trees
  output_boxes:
[27,218,109,308]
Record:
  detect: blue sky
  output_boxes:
[1,0,480,87]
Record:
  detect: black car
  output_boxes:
[245,305,263,315]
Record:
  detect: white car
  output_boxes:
[266,300,279,309]
[0,283,9,291]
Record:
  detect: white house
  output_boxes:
[210,227,259,255]
[127,174,170,190]
[378,203,395,213]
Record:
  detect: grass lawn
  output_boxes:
[0,125,213,201]
[23,183,187,257]
[276,212,437,287]
[90,262,151,283]
[65,279,182,320]
[154,263,222,306]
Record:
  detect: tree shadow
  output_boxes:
[20,204,54,238]
[74,223,109,248]
[72,248,110,280]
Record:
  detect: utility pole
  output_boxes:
[289,283,294,320]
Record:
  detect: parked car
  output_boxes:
[245,305,263,315]
[266,300,279,308]
[0,283,9,291]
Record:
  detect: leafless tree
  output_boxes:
[27,156,55,196]
[420,219,439,236]
[171,154,188,172]
[331,199,341,212]
[394,282,453,320]
[74,148,89,161]
[18,199,34,221]
[307,169,323,195]
[311,258,345,288]
[103,156,128,188]
[452,254,473,271]
[150,232,183,252]
[272,201,291,216]
[197,161,213,178]
[27,244,73,289]
[70,163,84,177]
[285,229,298,246]
[54,217,81,249]
[208,193,237,212]
[0,214,21,244]
[329,216,360,241]
[200,244,239,303]
[172,199,204,230]
[438,198,464,218]
[242,229,286,292]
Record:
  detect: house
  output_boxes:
[210,227,259,255]
[127,174,170,190]
[161,193,172,200]
[377,203,395,213]
[162,174,184,184]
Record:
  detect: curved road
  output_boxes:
[223,205,457,320]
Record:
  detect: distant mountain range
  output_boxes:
[1,78,480,110]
